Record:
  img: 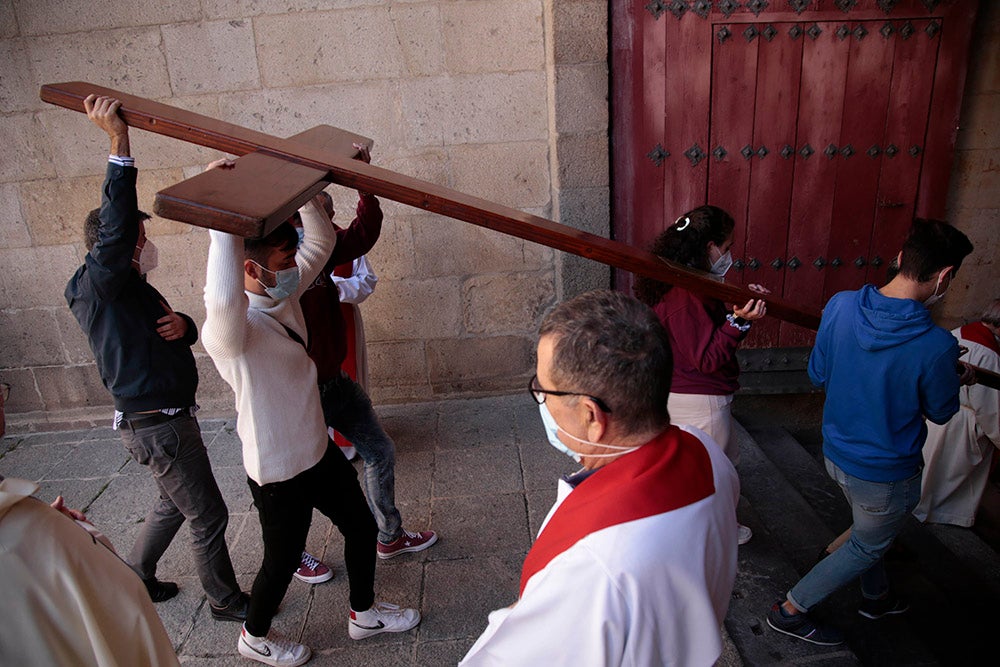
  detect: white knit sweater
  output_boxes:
[203,199,335,485]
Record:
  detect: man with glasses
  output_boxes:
[460,290,740,666]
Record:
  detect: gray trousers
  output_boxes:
[119,413,241,607]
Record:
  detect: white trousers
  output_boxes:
[667,393,738,466]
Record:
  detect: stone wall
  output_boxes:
[941,0,1000,330]
[0,0,612,429]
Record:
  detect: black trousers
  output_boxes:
[245,442,378,636]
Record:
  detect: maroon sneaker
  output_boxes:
[293,551,333,584]
[376,529,438,559]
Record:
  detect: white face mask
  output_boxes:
[134,239,158,275]
[538,403,639,463]
[923,271,949,308]
[709,248,733,278]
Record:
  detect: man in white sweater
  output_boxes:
[202,166,419,667]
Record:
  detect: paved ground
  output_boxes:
[0,394,590,665]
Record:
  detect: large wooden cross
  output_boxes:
[40,82,1000,390]
[41,81,821,331]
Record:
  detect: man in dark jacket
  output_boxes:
[65,94,246,620]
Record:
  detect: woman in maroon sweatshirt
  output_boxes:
[635,205,767,545]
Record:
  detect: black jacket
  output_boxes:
[65,162,199,412]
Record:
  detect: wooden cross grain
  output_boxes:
[40,80,827,332]
[40,83,1000,390]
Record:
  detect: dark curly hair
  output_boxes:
[634,205,735,307]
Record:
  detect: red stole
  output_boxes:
[961,322,1000,356]
[519,426,715,596]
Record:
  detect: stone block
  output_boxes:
[55,308,95,365]
[434,395,521,450]
[399,72,548,147]
[552,0,608,65]
[256,8,405,87]
[946,149,1000,211]
[0,38,44,113]
[390,2,444,77]
[418,639,479,667]
[162,20,260,96]
[442,0,543,74]
[463,270,556,335]
[554,185,609,236]
[553,62,609,134]
[0,2,16,38]
[0,113,56,181]
[433,445,522,498]
[145,228,210,301]
[956,93,1000,151]
[556,132,609,189]
[422,555,524,642]
[448,141,551,209]
[367,339,426,386]
[380,147,450,188]
[426,335,533,394]
[33,363,110,411]
[428,493,530,561]
[361,276,463,341]
[0,183,31,249]
[29,28,171,100]
[410,216,551,278]
[218,80,403,148]
[193,353,235,412]
[46,438,130,480]
[204,0,390,20]
[20,173,105,246]
[0,244,79,308]
[0,368,45,414]
[15,0,201,36]
[0,309,65,367]
[362,214,415,281]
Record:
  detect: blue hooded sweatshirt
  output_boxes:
[809,284,960,482]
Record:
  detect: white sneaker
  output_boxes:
[738,523,753,545]
[237,626,311,667]
[348,601,420,640]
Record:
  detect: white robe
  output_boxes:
[460,425,739,667]
[914,323,1000,527]
[0,478,179,667]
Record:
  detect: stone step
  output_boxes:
[724,421,861,666]
[739,421,998,665]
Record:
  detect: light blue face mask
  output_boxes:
[295,227,305,247]
[252,261,300,301]
[538,403,639,464]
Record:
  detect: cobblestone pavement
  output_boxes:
[0,393,584,666]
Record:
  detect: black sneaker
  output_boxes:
[143,578,179,603]
[766,602,845,646]
[858,595,909,620]
[211,592,250,622]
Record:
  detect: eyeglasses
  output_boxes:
[528,374,612,413]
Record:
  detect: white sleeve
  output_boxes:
[332,255,378,304]
[295,198,336,296]
[203,230,250,360]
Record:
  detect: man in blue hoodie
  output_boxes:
[767,219,974,645]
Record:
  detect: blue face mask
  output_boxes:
[295,227,305,247]
[252,262,300,301]
[538,403,639,464]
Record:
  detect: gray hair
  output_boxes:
[539,289,672,435]
[982,299,1000,327]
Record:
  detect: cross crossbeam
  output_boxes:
[41,81,823,330]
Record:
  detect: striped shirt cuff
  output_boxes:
[108,155,135,168]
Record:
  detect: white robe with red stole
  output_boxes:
[460,425,739,667]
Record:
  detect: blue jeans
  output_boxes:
[787,458,922,612]
[119,413,241,607]
[319,371,402,544]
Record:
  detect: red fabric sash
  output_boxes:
[961,322,1000,356]
[518,426,715,596]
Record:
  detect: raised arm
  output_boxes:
[82,95,141,300]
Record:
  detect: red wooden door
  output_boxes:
[611,0,978,348]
